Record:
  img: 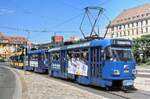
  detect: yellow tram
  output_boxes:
[10,51,24,69]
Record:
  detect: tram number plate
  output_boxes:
[123,80,133,86]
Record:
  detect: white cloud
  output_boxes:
[0,8,15,15]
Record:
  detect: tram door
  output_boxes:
[90,47,102,79]
[60,50,67,76]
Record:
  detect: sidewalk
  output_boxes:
[137,65,150,69]
[135,66,150,92]
[136,65,150,78]
[135,77,150,92]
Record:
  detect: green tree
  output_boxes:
[133,34,150,64]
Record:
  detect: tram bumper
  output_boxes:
[121,79,136,91]
[103,76,135,88]
[122,79,134,86]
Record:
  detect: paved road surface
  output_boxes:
[0,64,18,99]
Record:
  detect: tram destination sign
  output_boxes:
[112,39,132,46]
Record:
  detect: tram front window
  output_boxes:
[105,47,134,61]
[111,49,133,61]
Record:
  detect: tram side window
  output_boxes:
[51,52,60,61]
[80,49,88,62]
[75,52,80,60]
[67,50,80,61]
[45,53,49,60]
[38,53,44,60]
[67,49,88,62]
[19,54,24,62]
[105,47,113,60]
[14,56,18,62]
[30,54,38,61]
[67,51,73,60]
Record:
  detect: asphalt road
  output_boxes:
[0,64,19,99]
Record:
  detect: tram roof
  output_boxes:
[28,49,47,54]
[48,38,132,52]
[48,39,114,52]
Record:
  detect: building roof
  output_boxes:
[110,3,150,26]
[0,32,27,44]
[0,33,5,37]
[7,36,26,42]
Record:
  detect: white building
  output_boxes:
[106,3,150,39]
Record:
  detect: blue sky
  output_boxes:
[0,0,149,43]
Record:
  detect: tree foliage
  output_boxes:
[133,34,150,64]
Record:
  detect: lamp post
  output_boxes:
[25,31,30,55]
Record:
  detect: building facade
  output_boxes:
[107,4,150,39]
[51,35,64,43]
[0,33,27,59]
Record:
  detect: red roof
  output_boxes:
[0,32,27,43]
[110,3,150,26]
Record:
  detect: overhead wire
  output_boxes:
[0,26,78,33]
[4,0,84,34]
[50,12,84,29]
[1,0,111,40]
[58,0,82,11]
[99,0,112,6]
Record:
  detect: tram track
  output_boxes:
[105,88,150,99]
[135,90,150,97]
[43,75,150,99]
[23,71,127,99]
[36,73,148,99]
[107,91,130,99]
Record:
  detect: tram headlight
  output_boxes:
[113,70,120,76]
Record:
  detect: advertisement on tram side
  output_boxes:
[68,58,88,76]
[30,61,38,67]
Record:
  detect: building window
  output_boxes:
[146,13,149,16]
[136,29,138,35]
[119,26,121,29]
[117,20,120,23]
[120,32,122,37]
[128,17,131,20]
[146,20,148,33]
[137,15,140,18]
[141,14,145,17]
[124,18,127,21]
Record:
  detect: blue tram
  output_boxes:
[48,38,136,89]
[24,49,49,73]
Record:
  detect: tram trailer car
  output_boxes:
[24,49,49,73]
[10,53,24,69]
[48,38,136,90]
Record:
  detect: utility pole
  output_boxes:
[25,31,30,55]
[24,31,31,75]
